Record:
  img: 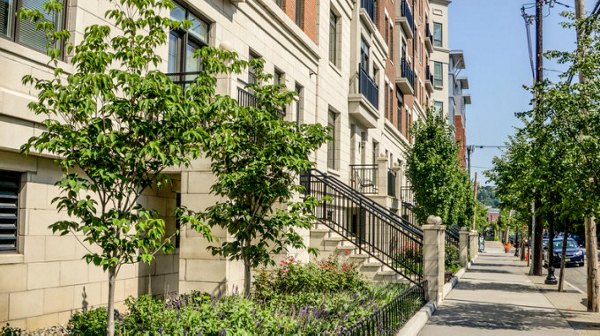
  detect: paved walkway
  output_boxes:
[419,241,577,336]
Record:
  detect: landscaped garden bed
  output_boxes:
[1,256,426,336]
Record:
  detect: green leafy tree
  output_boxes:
[406,109,473,228]
[17,1,244,334]
[200,60,329,296]
[477,186,500,208]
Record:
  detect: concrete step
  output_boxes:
[335,245,356,255]
[322,237,344,251]
[348,254,370,264]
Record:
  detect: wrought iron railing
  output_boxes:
[400,186,417,226]
[341,281,428,335]
[401,58,415,89]
[165,71,202,86]
[446,224,460,249]
[350,164,378,195]
[358,67,379,109]
[400,0,415,32]
[301,169,423,285]
[237,87,286,117]
[387,169,396,197]
[361,0,376,23]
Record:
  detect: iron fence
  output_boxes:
[400,0,415,32]
[360,0,376,23]
[350,164,378,194]
[341,281,428,335]
[401,58,415,89]
[446,225,459,249]
[400,186,417,226]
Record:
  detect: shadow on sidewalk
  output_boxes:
[457,280,539,293]
[427,300,576,331]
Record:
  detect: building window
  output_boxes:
[384,85,389,119]
[274,68,285,85]
[1,0,65,54]
[360,38,369,71]
[248,51,261,85]
[389,87,394,120]
[295,0,304,28]
[389,24,394,60]
[329,11,339,67]
[372,140,379,164]
[433,22,442,47]
[0,171,20,252]
[434,100,444,115]
[434,61,443,88]
[396,90,403,131]
[327,110,338,170]
[295,83,304,123]
[168,3,209,80]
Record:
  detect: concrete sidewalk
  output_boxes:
[418,241,577,336]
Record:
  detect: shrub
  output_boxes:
[445,244,461,274]
[68,307,116,336]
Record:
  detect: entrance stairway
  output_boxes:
[300,169,424,285]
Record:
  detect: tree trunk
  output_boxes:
[533,208,544,275]
[527,221,532,266]
[107,268,117,336]
[586,216,599,312]
[558,221,568,292]
[243,257,252,297]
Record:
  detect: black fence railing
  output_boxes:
[350,164,378,194]
[358,67,379,109]
[301,169,424,284]
[237,87,286,117]
[401,58,415,89]
[165,71,203,86]
[341,281,428,335]
[361,0,376,23]
[400,186,417,226]
[387,169,396,197]
[400,0,415,32]
[446,225,460,249]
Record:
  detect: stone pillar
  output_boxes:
[459,227,469,267]
[392,163,402,200]
[376,155,388,197]
[423,216,446,305]
[469,230,478,261]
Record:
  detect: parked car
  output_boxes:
[543,238,585,267]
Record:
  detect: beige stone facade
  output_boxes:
[0,0,447,328]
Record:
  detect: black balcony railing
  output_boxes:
[301,169,424,285]
[401,58,415,89]
[165,71,202,86]
[400,186,417,226]
[359,67,379,109]
[425,23,433,45]
[361,0,376,23]
[426,65,434,85]
[350,164,378,195]
[400,0,415,33]
[341,281,428,335]
[237,87,286,118]
[388,169,396,197]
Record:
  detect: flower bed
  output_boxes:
[2,256,423,336]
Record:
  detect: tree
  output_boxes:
[199,59,329,296]
[406,109,473,228]
[477,186,500,208]
[18,1,238,334]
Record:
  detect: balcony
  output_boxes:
[396,0,414,39]
[351,164,378,194]
[395,58,415,94]
[360,0,376,25]
[425,65,434,93]
[358,67,379,109]
[165,71,202,87]
[237,87,286,118]
[424,23,433,53]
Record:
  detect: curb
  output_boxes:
[397,258,474,336]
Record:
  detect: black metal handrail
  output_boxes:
[401,58,415,89]
[361,0,376,23]
[358,67,379,109]
[301,169,423,284]
[341,281,428,335]
[400,0,415,32]
[165,71,203,86]
[387,169,396,197]
[350,164,378,195]
[446,225,459,249]
[237,87,286,117]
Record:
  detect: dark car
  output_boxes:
[543,238,585,267]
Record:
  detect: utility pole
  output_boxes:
[575,0,599,312]
[472,172,478,231]
[532,0,544,277]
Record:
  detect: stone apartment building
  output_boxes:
[0,0,448,329]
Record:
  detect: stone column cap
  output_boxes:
[427,215,442,225]
[422,224,446,230]
[460,227,470,233]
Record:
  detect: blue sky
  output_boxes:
[448,0,595,185]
